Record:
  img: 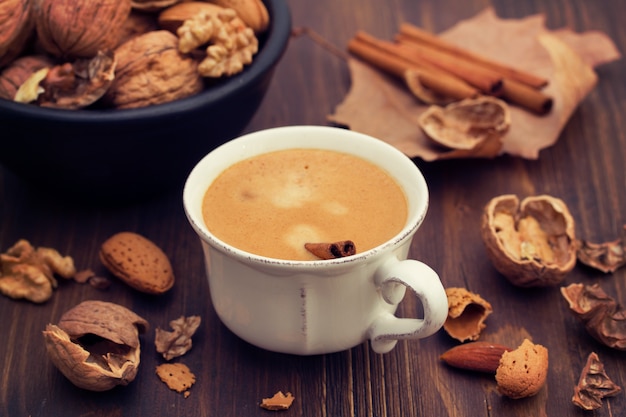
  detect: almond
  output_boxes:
[440,341,512,373]
[208,0,269,33]
[158,1,225,33]
[99,231,175,294]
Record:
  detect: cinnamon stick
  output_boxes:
[305,241,356,259]
[394,36,504,95]
[398,22,549,89]
[348,32,479,100]
[501,78,553,115]
[395,31,553,114]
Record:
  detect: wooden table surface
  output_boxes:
[1,0,625,416]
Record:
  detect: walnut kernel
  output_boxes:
[0,239,76,303]
[176,9,258,77]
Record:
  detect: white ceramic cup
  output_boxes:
[183,125,448,355]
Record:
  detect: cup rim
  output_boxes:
[183,125,429,269]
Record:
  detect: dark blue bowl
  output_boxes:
[0,0,291,202]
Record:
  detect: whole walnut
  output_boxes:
[104,30,204,109]
[0,0,35,67]
[33,0,132,58]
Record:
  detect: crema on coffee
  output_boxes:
[201,148,408,260]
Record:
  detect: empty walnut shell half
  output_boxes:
[444,287,493,342]
[418,96,510,157]
[43,300,149,391]
[481,194,577,287]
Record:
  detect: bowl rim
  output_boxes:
[0,0,291,123]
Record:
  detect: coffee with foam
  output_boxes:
[201,148,408,261]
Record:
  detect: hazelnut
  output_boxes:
[480,194,577,287]
[43,300,149,391]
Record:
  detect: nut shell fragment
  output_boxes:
[260,391,295,410]
[156,362,196,394]
[576,225,626,273]
[572,352,622,410]
[418,96,510,158]
[481,194,577,287]
[443,287,493,342]
[0,55,54,100]
[495,338,549,399]
[43,300,149,391]
[17,50,117,109]
[560,282,626,350]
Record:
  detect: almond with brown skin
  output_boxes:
[99,231,175,294]
[208,0,269,33]
[157,1,225,33]
[440,341,512,373]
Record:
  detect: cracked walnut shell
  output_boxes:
[0,55,54,100]
[43,300,149,391]
[444,287,493,342]
[481,194,576,287]
[418,96,510,158]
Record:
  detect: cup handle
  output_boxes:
[368,258,448,354]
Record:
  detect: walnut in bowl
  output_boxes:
[0,0,291,202]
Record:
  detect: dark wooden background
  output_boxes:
[1,0,625,416]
